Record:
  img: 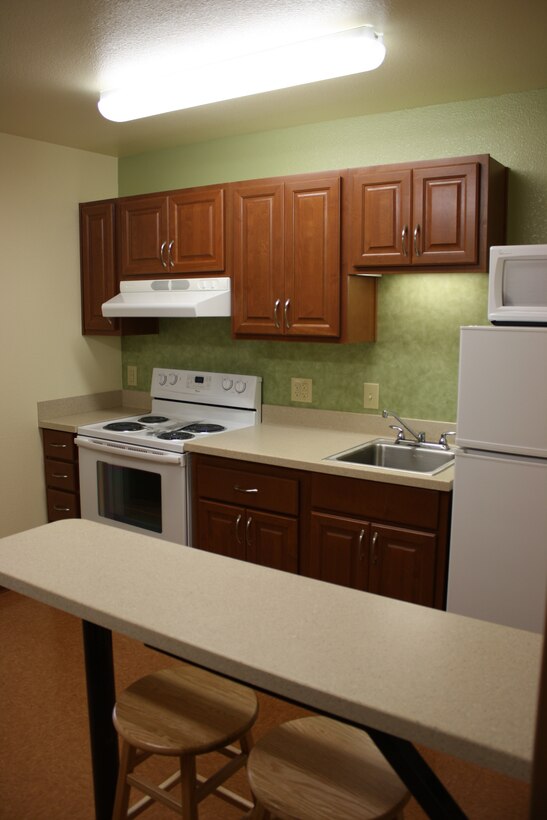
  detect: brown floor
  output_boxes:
[0,590,530,819]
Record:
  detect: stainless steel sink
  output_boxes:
[326,438,455,475]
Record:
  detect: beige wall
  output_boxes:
[0,133,119,537]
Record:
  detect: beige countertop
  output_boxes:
[0,519,540,781]
[39,396,454,490]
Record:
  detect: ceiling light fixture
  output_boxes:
[98,25,386,123]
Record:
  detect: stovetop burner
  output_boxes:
[181,422,226,434]
[155,430,195,441]
[104,421,146,432]
[138,415,169,423]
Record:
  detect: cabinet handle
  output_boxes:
[234,486,258,493]
[52,473,69,480]
[246,515,252,546]
[49,443,68,449]
[401,225,408,256]
[358,528,366,561]
[413,224,421,257]
[168,239,175,268]
[273,298,281,329]
[235,513,243,544]
[53,505,71,512]
[370,531,379,565]
[284,298,291,329]
[160,241,168,269]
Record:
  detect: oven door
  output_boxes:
[76,436,187,544]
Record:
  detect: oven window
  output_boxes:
[97,462,162,533]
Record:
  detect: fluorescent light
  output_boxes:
[98,25,386,122]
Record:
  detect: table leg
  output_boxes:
[82,620,119,820]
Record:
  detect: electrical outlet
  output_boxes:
[291,378,312,403]
[127,365,138,387]
[363,382,379,409]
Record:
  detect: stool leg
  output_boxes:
[248,803,272,819]
[240,729,254,757]
[178,754,198,820]
[112,740,137,820]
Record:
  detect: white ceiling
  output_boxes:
[1,0,546,158]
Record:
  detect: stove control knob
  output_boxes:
[235,380,246,393]
[222,378,233,391]
[158,373,167,386]
[169,373,178,385]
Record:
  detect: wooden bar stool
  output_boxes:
[246,716,410,820]
[111,662,258,819]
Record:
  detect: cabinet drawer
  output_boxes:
[46,489,80,521]
[44,459,78,492]
[311,473,439,530]
[43,429,77,461]
[196,463,299,516]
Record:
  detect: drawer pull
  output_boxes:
[50,443,68,448]
[371,531,379,565]
[246,515,252,546]
[53,505,71,512]
[235,513,243,545]
[52,473,69,479]
[358,528,366,561]
[234,486,258,493]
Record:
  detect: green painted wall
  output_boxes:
[120,88,547,422]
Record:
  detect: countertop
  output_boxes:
[0,519,540,781]
[38,399,454,491]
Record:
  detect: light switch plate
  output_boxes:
[363,382,379,409]
[127,365,138,387]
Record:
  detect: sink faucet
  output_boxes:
[382,410,425,443]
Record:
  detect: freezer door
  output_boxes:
[447,450,547,632]
[456,326,547,457]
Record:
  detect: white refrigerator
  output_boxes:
[447,326,547,632]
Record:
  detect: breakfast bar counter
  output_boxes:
[0,519,543,818]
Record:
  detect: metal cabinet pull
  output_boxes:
[358,528,366,561]
[235,513,243,544]
[168,239,175,268]
[234,486,258,493]
[370,531,379,565]
[401,225,408,256]
[413,224,421,257]
[273,298,281,329]
[52,473,69,480]
[284,298,291,329]
[160,240,168,269]
[53,505,71,512]
[246,515,252,546]
[50,443,68,449]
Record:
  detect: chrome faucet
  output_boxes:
[382,410,425,443]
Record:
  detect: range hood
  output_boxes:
[102,278,231,318]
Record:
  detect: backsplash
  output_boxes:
[122,273,488,423]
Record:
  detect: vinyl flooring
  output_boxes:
[0,589,530,819]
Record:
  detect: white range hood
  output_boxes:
[102,278,231,318]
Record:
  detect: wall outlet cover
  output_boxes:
[291,378,312,403]
[363,382,379,409]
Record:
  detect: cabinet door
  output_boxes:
[309,512,370,590]
[412,162,479,266]
[117,195,169,277]
[169,187,225,273]
[247,510,298,573]
[232,181,284,335]
[284,176,341,337]
[368,524,437,607]
[351,168,412,267]
[196,499,246,560]
[80,201,119,334]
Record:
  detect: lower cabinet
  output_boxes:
[192,456,299,573]
[42,429,80,521]
[191,454,451,608]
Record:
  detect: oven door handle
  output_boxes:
[75,437,184,465]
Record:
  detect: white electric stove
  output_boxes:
[76,368,262,544]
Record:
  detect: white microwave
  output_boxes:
[488,244,547,325]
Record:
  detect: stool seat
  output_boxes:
[247,716,410,820]
[112,663,258,819]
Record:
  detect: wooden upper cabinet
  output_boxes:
[232,174,341,338]
[350,155,506,272]
[117,185,226,279]
[80,200,118,334]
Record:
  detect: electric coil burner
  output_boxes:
[76,368,262,545]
